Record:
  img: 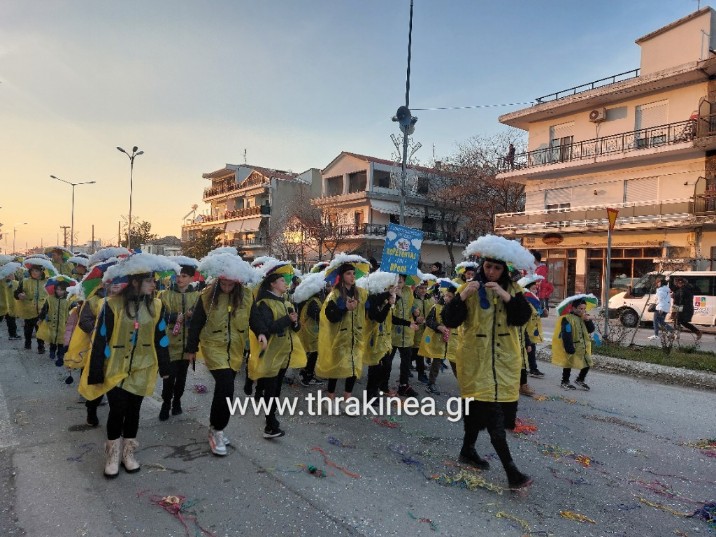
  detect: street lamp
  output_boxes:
[50,175,96,253]
[116,146,144,250]
[13,222,27,254]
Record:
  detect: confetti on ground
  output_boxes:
[630,479,701,504]
[310,446,361,479]
[298,464,327,478]
[372,417,400,428]
[638,497,692,517]
[327,436,356,449]
[431,469,504,494]
[139,492,215,537]
[574,455,591,468]
[192,384,208,394]
[559,510,596,524]
[512,418,538,435]
[408,511,438,532]
[67,442,96,462]
[681,438,716,458]
[495,511,530,532]
[144,463,167,473]
[548,467,589,485]
[690,502,716,533]
[582,414,644,432]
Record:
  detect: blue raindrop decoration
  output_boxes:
[158,319,167,331]
[159,335,170,348]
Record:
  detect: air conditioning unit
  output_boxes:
[588,108,607,123]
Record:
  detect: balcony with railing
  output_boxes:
[534,69,640,104]
[497,118,698,173]
[232,236,266,248]
[329,223,468,244]
[494,198,695,234]
[203,178,269,200]
[181,205,270,229]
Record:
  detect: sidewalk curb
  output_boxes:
[536,347,716,391]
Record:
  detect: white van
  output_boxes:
[607,271,716,327]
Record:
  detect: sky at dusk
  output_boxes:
[0,0,695,252]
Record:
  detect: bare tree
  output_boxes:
[182,228,222,259]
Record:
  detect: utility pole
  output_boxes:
[60,226,70,248]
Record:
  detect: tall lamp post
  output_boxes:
[50,175,96,253]
[116,146,144,250]
[13,222,28,254]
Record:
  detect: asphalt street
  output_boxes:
[0,329,714,537]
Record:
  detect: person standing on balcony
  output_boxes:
[531,251,553,316]
[671,277,702,340]
[505,143,516,170]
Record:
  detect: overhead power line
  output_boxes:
[411,101,535,111]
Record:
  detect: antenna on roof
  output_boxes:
[243,149,247,164]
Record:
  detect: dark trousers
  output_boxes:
[106,387,144,440]
[327,376,356,394]
[462,400,514,469]
[562,367,589,383]
[209,368,236,431]
[428,357,456,384]
[527,345,538,372]
[677,314,701,335]
[412,348,425,375]
[49,343,65,360]
[301,351,318,382]
[383,346,412,388]
[1,315,18,338]
[367,353,390,397]
[257,367,287,429]
[161,360,190,405]
[23,317,42,348]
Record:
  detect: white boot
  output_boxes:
[104,439,121,478]
[121,438,141,473]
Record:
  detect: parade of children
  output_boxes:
[0,236,616,495]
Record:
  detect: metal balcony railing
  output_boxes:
[203,178,269,199]
[497,119,697,172]
[534,69,640,104]
[233,237,265,247]
[494,198,694,233]
[330,224,468,243]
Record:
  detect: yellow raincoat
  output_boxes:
[418,304,459,362]
[316,286,368,379]
[0,279,18,317]
[453,283,524,402]
[248,294,306,380]
[14,277,47,319]
[297,295,321,353]
[159,287,200,362]
[363,306,393,367]
[551,313,593,369]
[64,294,103,369]
[391,287,415,347]
[412,292,431,350]
[36,295,71,345]
[79,296,167,400]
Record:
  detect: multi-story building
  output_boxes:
[494,7,716,301]
[181,163,320,261]
[312,151,467,267]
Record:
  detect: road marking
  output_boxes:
[0,380,18,449]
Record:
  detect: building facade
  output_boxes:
[494,7,716,302]
[311,152,467,269]
[181,164,320,261]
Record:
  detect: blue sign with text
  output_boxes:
[380,223,423,275]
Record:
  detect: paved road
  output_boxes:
[0,336,713,537]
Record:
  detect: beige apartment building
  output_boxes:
[494,7,716,301]
[181,163,321,261]
[312,151,467,267]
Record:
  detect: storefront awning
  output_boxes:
[224,217,262,233]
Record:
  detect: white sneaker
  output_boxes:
[647,335,659,340]
[208,427,227,456]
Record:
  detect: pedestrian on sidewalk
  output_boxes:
[671,277,702,340]
[552,294,597,391]
[649,277,673,340]
[185,252,256,457]
[249,261,305,438]
[79,253,178,478]
[0,261,22,340]
[442,235,535,489]
[158,257,200,421]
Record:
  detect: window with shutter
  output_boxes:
[624,177,658,203]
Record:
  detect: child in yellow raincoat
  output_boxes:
[0,260,22,340]
[37,276,77,367]
[551,294,596,391]
[421,279,459,396]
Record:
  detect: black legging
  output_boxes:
[209,368,236,431]
[1,315,18,338]
[562,367,589,383]
[23,317,42,347]
[256,367,287,429]
[382,346,412,389]
[106,387,144,440]
[677,313,700,335]
[327,376,357,394]
[462,400,514,469]
[301,351,318,381]
[161,360,190,404]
